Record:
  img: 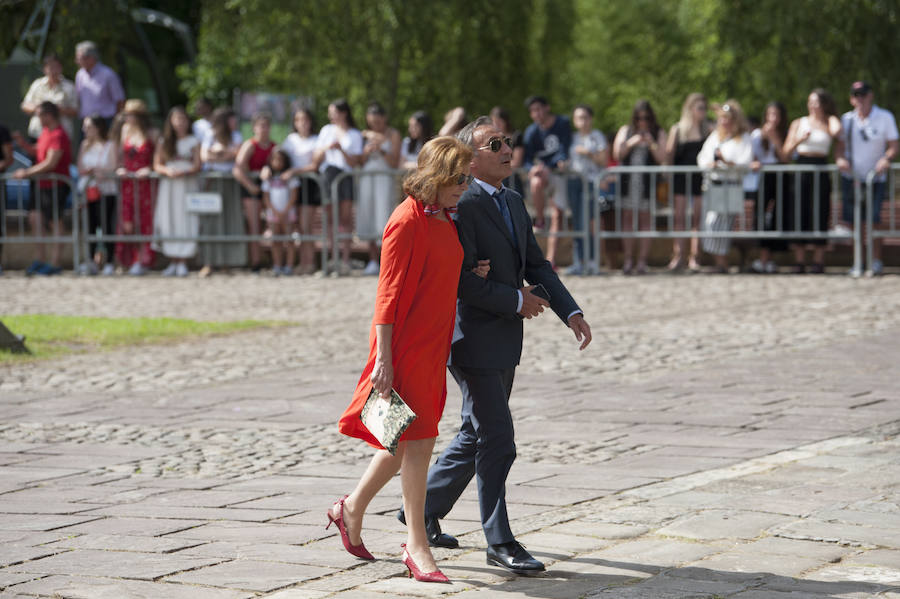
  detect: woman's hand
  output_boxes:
[472,259,490,278]
[136,167,152,178]
[370,355,393,398]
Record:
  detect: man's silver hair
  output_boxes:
[456,116,493,148]
[76,41,99,59]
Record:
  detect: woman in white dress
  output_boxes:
[282,107,320,274]
[696,100,754,273]
[153,106,201,276]
[357,102,401,275]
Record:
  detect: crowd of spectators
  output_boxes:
[1,40,897,277]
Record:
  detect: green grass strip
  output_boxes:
[0,314,283,363]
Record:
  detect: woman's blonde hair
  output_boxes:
[403,136,473,205]
[676,92,711,140]
[714,98,749,140]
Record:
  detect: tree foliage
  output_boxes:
[4,0,898,135]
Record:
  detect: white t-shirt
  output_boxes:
[192,118,212,144]
[282,132,319,170]
[23,76,78,139]
[569,129,608,179]
[262,176,299,212]
[316,124,363,172]
[841,105,899,181]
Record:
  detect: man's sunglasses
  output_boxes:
[453,173,474,185]
[477,137,513,152]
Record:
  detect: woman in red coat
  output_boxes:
[329,136,485,582]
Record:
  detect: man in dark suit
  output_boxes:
[399,116,592,574]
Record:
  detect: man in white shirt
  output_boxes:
[21,54,79,141]
[837,81,899,275]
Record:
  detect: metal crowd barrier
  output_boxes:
[865,164,899,275]
[3,164,895,276]
[0,172,79,265]
[76,170,330,272]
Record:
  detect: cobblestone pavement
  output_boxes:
[1,274,899,598]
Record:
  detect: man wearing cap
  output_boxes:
[837,81,899,275]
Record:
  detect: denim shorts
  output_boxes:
[841,176,885,224]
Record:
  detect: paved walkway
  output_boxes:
[1,274,899,598]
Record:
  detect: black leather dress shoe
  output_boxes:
[486,541,545,574]
[396,510,459,549]
[397,510,459,549]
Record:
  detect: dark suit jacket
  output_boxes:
[449,182,580,370]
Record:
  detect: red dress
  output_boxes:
[339,197,463,446]
[116,138,156,267]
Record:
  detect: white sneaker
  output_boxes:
[77,261,99,276]
[101,263,115,276]
[128,262,147,276]
[175,262,189,277]
[765,261,778,274]
[564,261,584,276]
[161,263,177,277]
[871,259,884,276]
[362,260,380,276]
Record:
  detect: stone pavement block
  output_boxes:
[84,502,296,522]
[165,521,326,544]
[140,489,276,508]
[806,564,900,584]
[0,513,100,532]
[0,572,46,592]
[686,551,832,578]
[551,521,650,540]
[0,465,88,485]
[178,540,364,569]
[0,531,67,546]
[738,536,852,561]
[0,545,63,568]
[656,509,795,541]
[814,509,900,530]
[56,516,203,536]
[5,575,252,598]
[355,576,472,596]
[599,454,738,479]
[8,549,223,579]
[0,453,45,466]
[166,559,335,592]
[516,530,612,556]
[261,589,331,599]
[842,549,900,571]
[776,519,900,549]
[582,537,724,570]
[23,441,169,459]
[45,533,203,553]
[608,569,753,597]
[521,472,659,492]
[760,574,895,596]
[0,500,105,515]
[589,503,685,527]
[503,483,604,506]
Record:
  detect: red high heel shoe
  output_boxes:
[326,495,374,560]
[401,544,450,583]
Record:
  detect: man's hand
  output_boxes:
[568,313,592,350]
[519,285,549,319]
[12,168,27,179]
[472,259,490,278]
[876,156,892,175]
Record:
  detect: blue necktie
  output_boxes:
[494,189,517,247]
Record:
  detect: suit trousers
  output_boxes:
[424,365,517,546]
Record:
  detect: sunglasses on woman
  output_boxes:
[477,137,513,153]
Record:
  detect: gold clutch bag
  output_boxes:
[359,388,417,455]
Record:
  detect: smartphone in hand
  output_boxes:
[531,283,551,302]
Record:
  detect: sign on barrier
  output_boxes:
[186,192,223,214]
